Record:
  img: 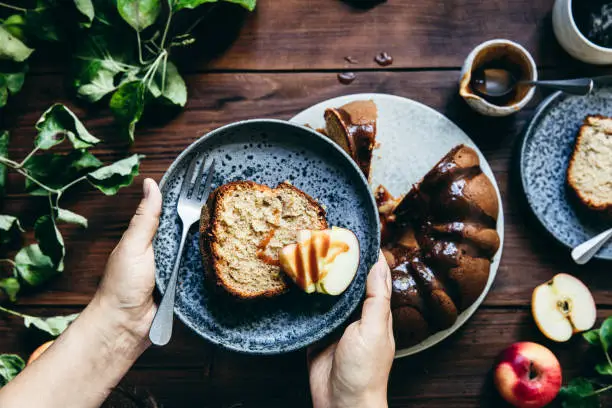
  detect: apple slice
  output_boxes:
[532,273,596,342]
[315,227,360,295]
[279,227,360,296]
[279,230,316,294]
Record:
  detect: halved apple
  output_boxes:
[532,273,596,342]
[279,227,360,296]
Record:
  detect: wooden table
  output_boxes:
[2,1,611,406]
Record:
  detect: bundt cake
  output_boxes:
[324,100,377,178]
[379,145,500,348]
[199,181,328,299]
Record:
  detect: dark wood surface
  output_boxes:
[2,1,612,407]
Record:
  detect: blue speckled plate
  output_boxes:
[520,88,612,261]
[153,119,380,354]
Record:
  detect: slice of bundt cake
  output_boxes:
[567,115,612,213]
[379,145,500,348]
[199,181,328,299]
[324,100,377,178]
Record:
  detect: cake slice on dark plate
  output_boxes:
[199,181,328,299]
[567,115,612,213]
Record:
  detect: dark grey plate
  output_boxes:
[153,119,380,354]
[520,87,612,261]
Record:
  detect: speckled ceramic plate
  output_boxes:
[291,93,505,358]
[154,119,379,355]
[520,88,612,261]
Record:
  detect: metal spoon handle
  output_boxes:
[523,78,594,96]
[571,227,612,265]
[149,225,189,346]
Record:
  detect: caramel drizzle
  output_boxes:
[256,229,280,266]
[256,210,281,266]
[294,232,350,289]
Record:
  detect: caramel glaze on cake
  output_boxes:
[324,100,377,178]
[379,145,500,348]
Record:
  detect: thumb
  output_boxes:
[122,178,162,252]
[359,251,392,337]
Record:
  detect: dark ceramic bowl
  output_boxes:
[520,88,612,261]
[153,119,380,354]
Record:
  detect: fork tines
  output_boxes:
[180,154,216,201]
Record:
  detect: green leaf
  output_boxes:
[109,81,145,142]
[117,0,162,32]
[0,85,7,107]
[0,26,33,63]
[74,0,95,27]
[22,8,62,42]
[150,60,187,107]
[0,130,9,197]
[87,154,143,195]
[583,329,601,346]
[13,244,57,286]
[559,378,600,408]
[2,15,27,42]
[34,215,65,271]
[172,0,215,11]
[0,215,24,245]
[224,0,256,11]
[173,0,256,11]
[35,104,100,150]
[23,150,103,195]
[595,362,612,376]
[0,278,20,302]
[0,354,25,387]
[0,62,28,108]
[75,61,117,103]
[24,313,79,337]
[57,208,88,228]
[599,317,612,354]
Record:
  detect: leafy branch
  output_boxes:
[0,104,143,301]
[0,0,256,141]
[0,308,79,388]
[560,316,612,407]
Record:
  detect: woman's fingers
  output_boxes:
[122,178,162,252]
[359,251,392,339]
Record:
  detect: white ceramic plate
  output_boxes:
[290,93,504,358]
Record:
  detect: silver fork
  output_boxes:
[149,154,216,346]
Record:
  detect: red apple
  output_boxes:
[494,342,562,408]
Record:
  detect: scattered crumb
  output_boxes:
[337,72,356,85]
[374,51,393,66]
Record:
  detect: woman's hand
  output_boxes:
[94,177,162,343]
[0,178,163,408]
[308,253,395,408]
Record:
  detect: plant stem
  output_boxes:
[0,259,16,266]
[19,146,40,168]
[0,305,25,318]
[160,9,173,49]
[0,156,58,193]
[145,43,157,55]
[160,52,168,94]
[16,169,58,194]
[0,1,27,12]
[592,384,612,396]
[183,4,218,36]
[0,155,20,169]
[136,31,145,65]
[142,50,167,87]
[58,175,87,194]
